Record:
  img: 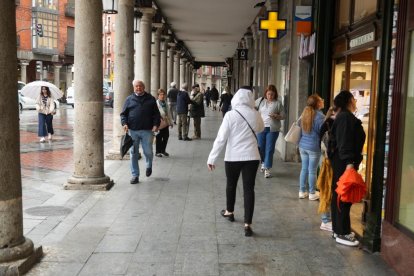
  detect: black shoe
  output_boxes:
[130,176,139,184]
[146,167,152,177]
[244,226,253,237]
[162,152,169,157]
[155,153,163,157]
[174,122,177,125]
[220,210,235,222]
[178,137,183,140]
[184,137,192,141]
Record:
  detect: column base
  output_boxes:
[64,175,114,190]
[105,149,130,160]
[0,238,43,275]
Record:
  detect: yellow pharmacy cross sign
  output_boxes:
[259,11,286,39]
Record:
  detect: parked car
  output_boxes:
[67,82,113,108]
[18,81,60,111]
[66,86,74,107]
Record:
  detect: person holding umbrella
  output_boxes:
[36,86,55,142]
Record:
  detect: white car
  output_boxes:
[18,81,60,111]
[66,86,74,107]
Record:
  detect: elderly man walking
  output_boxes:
[176,83,192,141]
[167,82,179,124]
[121,80,160,184]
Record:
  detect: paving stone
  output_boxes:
[95,234,141,253]
[78,253,133,275]
[219,263,265,276]
[174,251,219,275]
[26,262,83,276]
[126,262,174,276]
[133,241,177,263]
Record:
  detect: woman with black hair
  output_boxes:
[330,90,366,247]
[36,86,55,142]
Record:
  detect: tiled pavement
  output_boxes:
[19,106,395,275]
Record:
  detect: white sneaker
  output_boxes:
[264,169,271,178]
[320,221,333,232]
[39,137,46,143]
[260,163,265,173]
[48,134,52,140]
[336,234,359,247]
[299,191,309,199]
[309,191,320,201]
[332,232,355,239]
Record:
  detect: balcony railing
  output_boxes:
[65,42,74,56]
[65,3,75,17]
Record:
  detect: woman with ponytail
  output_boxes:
[298,94,325,200]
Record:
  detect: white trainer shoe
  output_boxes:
[39,137,46,143]
[260,163,265,173]
[336,234,359,247]
[299,191,309,199]
[309,191,320,201]
[264,169,271,178]
[320,221,333,232]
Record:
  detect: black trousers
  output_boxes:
[225,160,259,224]
[155,127,169,153]
[330,153,352,235]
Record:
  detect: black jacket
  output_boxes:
[210,88,219,101]
[167,88,179,103]
[330,110,366,168]
[120,92,160,131]
[219,93,233,112]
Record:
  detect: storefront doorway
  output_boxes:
[332,49,378,236]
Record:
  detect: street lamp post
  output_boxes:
[102,0,118,14]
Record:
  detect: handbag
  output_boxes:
[159,118,170,129]
[120,132,133,159]
[284,118,301,144]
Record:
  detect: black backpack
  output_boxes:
[321,119,336,159]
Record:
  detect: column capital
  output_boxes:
[54,63,63,69]
[139,7,156,16]
[168,42,176,48]
[20,60,30,66]
[152,23,163,30]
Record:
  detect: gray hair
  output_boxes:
[181,82,188,90]
[132,80,145,87]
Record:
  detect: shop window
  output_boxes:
[354,0,377,22]
[397,31,414,232]
[337,0,350,29]
[332,58,346,95]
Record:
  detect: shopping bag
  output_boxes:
[120,132,133,159]
[284,119,301,144]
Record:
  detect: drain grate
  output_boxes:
[25,206,73,217]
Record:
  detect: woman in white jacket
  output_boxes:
[207,87,264,237]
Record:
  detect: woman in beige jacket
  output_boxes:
[36,86,55,142]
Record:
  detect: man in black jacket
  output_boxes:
[167,82,179,124]
[176,83,192,141]
[120,80,160,184]
[210,84,219,111]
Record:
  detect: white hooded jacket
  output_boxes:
[207,88,264,165]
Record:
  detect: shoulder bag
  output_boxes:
[284,117,301,145]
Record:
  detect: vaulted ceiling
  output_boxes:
[154,0,260,63]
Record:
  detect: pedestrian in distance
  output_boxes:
[204,86,211,107]
[207,86,264,237]
[167,82,179,124]
[155,89,173,157]
[255,84,285,178]
[210,84,219,111]
[120,80,161,184]
[298,94,325,200]
[36,86,55,142]
[329,90,366,247]
[176,83,192,141]
[189,83,205,139]
[219,86,233,117]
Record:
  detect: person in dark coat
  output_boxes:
[167,82,179,124]
[120,80,161,184]
[329,90,366,247]
[176,83,192,141]
[219,87,233,117]
[204,87,211,107]
[189,83,205,139]
[210,85,219,111]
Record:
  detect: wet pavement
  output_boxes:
[19,104,395,275]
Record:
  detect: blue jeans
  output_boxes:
[299,148,321,194]
[129,129,153,177]
[321,212,331,223]
[38,113,53,137]
[257,128,279,169]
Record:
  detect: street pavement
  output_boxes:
[19,105,395,275]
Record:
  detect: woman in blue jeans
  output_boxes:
[298,94,324,200]
[255,85,285,178]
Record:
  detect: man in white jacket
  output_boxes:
[207,86,264,237]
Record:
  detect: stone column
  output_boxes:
[180,58,187,86]
[167,43,175,87]
[245,33,253,86]
[106,0,134,160]
[174,51,181,89]
[54,64,62,89]
[0,1,42,272]
[150,24,162,97]
[187,63,192,87]
[134,7,154,91]
[160,36,168,91]
[65,0,113,190]
[20,60,29,83]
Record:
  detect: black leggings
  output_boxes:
[155,127,169,154]
[225,160,259,224]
